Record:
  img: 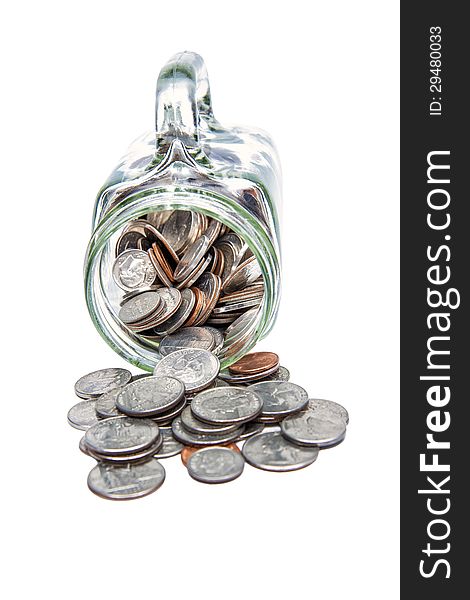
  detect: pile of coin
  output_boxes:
[112,211,264,359]
[68,350,349,500]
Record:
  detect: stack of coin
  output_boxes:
[112,210,265,357]
[68,351,350,499]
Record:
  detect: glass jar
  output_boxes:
[84,51,282,371]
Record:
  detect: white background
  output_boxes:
[2,1,399,598]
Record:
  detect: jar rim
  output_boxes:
[85,188,281,371]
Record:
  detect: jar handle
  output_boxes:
[155,51,213,146]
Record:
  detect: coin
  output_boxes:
[118,291,162,325]
[242,431,319,472]
[172,416,243,446]
[223,255,262,293]
[87,459,166,500]
[131,373,152,382]
[180,405,240,435]
[181,442,240,466]
[146,210,174,229]
[148,245,173,287]
[153,427,184,458]
[151,287,182,325]
[116,376,185,417]
[124,219,179,262]
[95,388,125,419]
[187,447,244,484]
[74,368,132,398]
[218,363,280,384]
[174,235,211,282]
[84,435,164,463]
[229,352,279,376]
[153,348,220,392]
[204,327,224,354]
[67,400,100,431]
[162,210,198,254]
[115,230,145,256]
[235,421,264,441]
[112,249,157,291]
[258,365,290,383]
[150,397,187,424]
[193,273,222,325]
[79,435,91,455]
[190,387,263,425]
[281,408,347,448]
[247,381,309,418]
[306,398,349,425]
[159,326,215,356]
[84,417,160,456]
[153,288,195,335]
[175,253,212,290]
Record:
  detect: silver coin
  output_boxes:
[116,376,184,417]
[118,292,161,325]
[172,416,243,446]
[223,308,258,342]
[191,387,263,425]
[247,381,309,418]
[173,235,211,282]
[153,428,184,458]
[242,431,319,472]
[235,421,264,441]
[112,249,157,291]
[84,417,160,456]
[85,435,164,463]
[153,348,220,393]
[258,366,290,383]
[307,398,349,425]
[151,397,187,424]
[180,405,240,435]
[175,253,211,290]
[159,327,215,356]
[281,408,347,448]
[204,327,224,354]
[95,388,125,419]
[161,210,197,254]
[212,298,261,314]
[153,288,195,335]
[131,373,153,382]
[216,242,237,283]
[146,210,174,228]
[74,368,132,398]
[187,447,244,484]
[115,230,145,256]
[213,378,231,388]
[151,287,182,325]
[79,436,91,455]
[87,459,166,500]
[67,400,100,431]
[255,414,284,423]
[223,256,262,293]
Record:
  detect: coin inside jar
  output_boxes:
[109,210,267,356]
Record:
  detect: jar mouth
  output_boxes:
[84,190,281,371]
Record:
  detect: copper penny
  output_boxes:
[229,351,280,376]
[181,443,240,466]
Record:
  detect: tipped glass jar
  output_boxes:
[84,52,281,371]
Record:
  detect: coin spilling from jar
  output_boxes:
[68,351,349,500]
[111,210,265,360]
